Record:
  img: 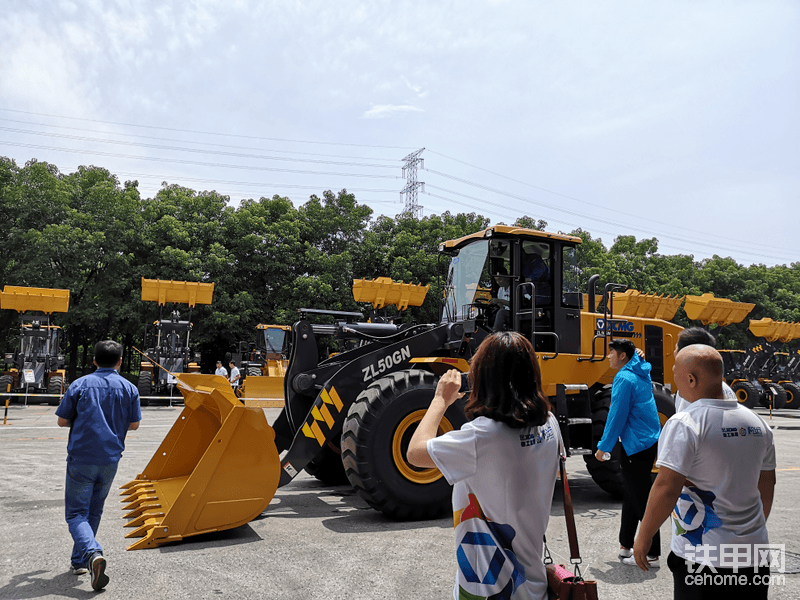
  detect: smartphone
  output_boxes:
[459,372,471,393]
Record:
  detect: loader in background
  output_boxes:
[0,286,70,405]
[733,318,800,409]
[235,324,291,407]
[121,225,758,550]
[136,278,214,404]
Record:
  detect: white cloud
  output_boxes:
[361,104,424,119]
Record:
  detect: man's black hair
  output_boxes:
[608,338,636,360]
[94,340,122,368]
[677,327,716,351]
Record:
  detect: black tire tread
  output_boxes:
[731,381,760,409]
[782,382,800,410]
[341,369,461,521]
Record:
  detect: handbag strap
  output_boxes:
[555,426,583,567]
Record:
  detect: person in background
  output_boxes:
[634,345,775,599]
[229,360,241,390]
[408,332,559,599]
[55,340,141,591]
[673,327,735,412]
[491,267,512,332]
[215,360,228,378]
[595,338,662,568]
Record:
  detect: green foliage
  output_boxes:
[2,155,799,377]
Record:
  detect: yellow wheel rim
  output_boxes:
[392,409,454,484]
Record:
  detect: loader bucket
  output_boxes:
[352,277,430,310]
[749,318,798,342]
[0,286,70,314]
[120,373,280,550]
[611,290,684,321]
[684,293,755,326]
[140,278,215,307]
[241,373,285,401]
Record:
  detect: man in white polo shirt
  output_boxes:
[633,344,776,599]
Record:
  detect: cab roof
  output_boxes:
[439,225,582,252]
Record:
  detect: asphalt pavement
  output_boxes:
[0,403,798,599]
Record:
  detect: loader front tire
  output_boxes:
[782,382,800,409]
[247,367,261,377]
[731,381,759,408]
[47,376,64,406]
[137,372,152,407]
[305,445,350,486]
[584,388,624,499]
[342,369,467,520]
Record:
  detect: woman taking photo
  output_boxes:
[408,332,560,600]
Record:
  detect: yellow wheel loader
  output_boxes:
[120,226,753,549]
[235,324,291,407]
[136,278,214,405]
[0,286,70,405]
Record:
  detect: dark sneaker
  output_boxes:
[70,565,88,575]
[90,553,109,591]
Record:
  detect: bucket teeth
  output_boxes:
[120,481,153,496]
[126,511,165,528]
[119,476,147,491]
[122,494,158,511]
[124,502,161,519]
[125,519,163,539]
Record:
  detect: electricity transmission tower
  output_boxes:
[400,148,425,218]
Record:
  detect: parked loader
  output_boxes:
[235,324,291,407]
[120,226,754,550]
[737,318,800,410]
[0,286,70,405]
[136,279,214,404]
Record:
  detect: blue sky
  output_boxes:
[1,0,798,266]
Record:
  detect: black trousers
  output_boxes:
[618,442,660,557]
[667,552,770,600]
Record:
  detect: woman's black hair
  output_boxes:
[464,331,551,428]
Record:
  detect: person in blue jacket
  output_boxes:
[55,340,141,591]
[594,338,661,568]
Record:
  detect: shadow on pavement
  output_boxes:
[0,569,89,600]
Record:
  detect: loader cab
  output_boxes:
[439,226,583,355]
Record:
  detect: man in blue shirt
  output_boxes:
[56,340,141,591]
[595,338,661,568]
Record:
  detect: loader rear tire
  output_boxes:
[47,376,64,405]
[137,372,152,407]
[305,445,350,486]
[769,384,787,409]
[584,388,624,499]
[342,369,467,520]
[731,381,760,408]
[783,382,800,409]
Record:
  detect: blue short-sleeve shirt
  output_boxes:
[55,368,142,465]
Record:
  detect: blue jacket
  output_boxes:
[597,353,660,455]
[55,368,141,465]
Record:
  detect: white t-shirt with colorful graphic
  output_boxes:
[427,414,560,600]
[656,399,776,568]
[674,382,735,413]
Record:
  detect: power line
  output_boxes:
[423,185,795,263]
[0,107,417,150]
[0,116,401,163]
[0,126,396,169]
[0,141,402,179]
[424,168,795,258]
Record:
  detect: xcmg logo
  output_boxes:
[595,319,635,333]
